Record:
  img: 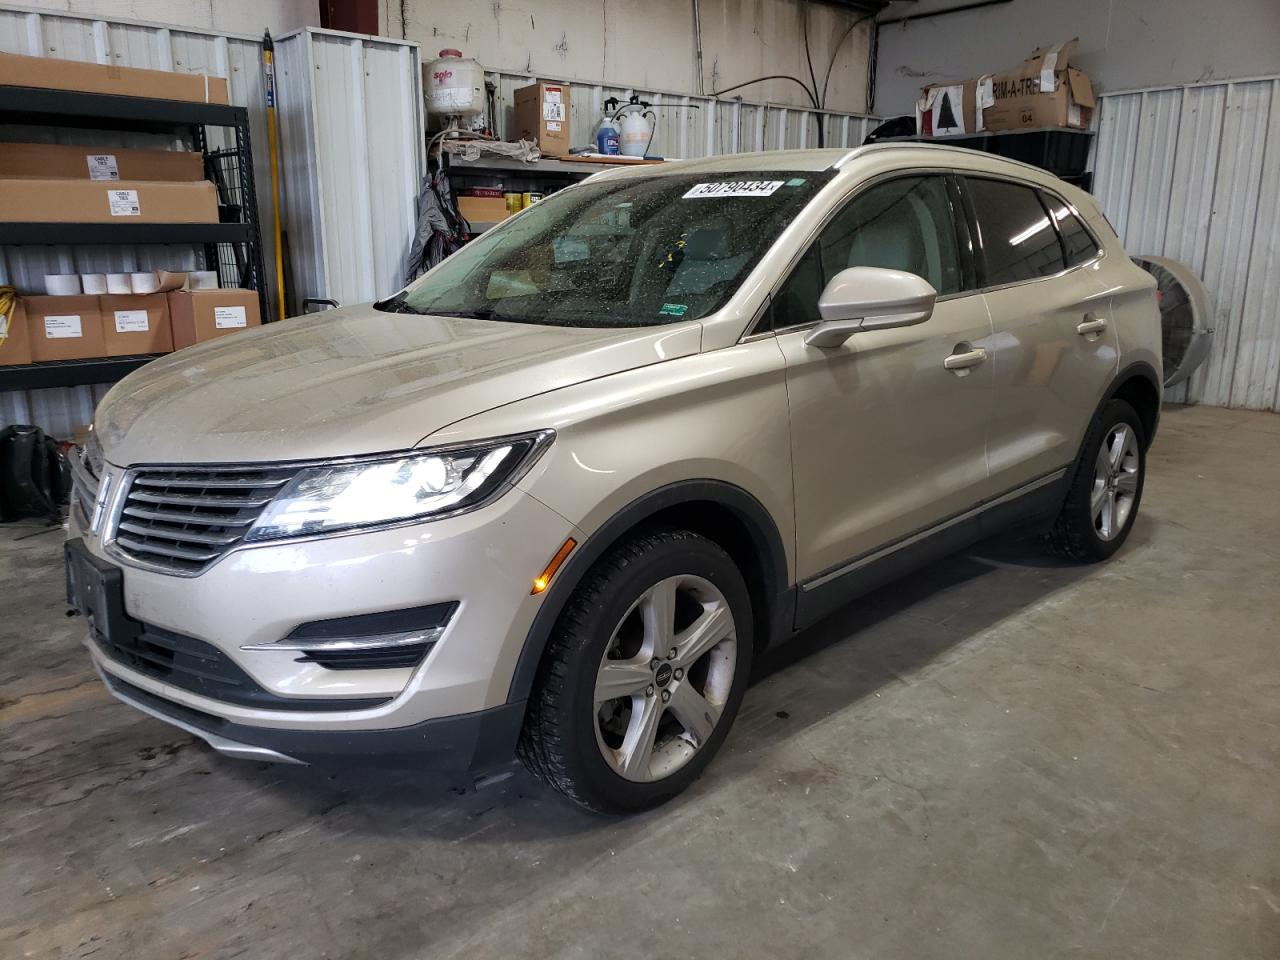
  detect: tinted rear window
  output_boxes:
[1039,192,1100,267]
[966,177,1066,285]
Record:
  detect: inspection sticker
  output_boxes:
[86,154,120,180]
[107,189,140,216]
[683,180,785,199]
[214,306,247,329]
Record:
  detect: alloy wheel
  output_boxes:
[1092,422,1141,541]
[593,575,738,783]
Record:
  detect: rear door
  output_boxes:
[961,176,1119,492]
[773,173,995,584]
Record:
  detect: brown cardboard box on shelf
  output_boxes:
[513,81,571,157]
[917,39,1095,135]
[0,142,204,182]
[458,196,511,226]
[24,295,107,362]
[99,294,174,356]
[168,289,261,350]
[0,52,228,104]
[0,178,218,223]
[0,297,32,366]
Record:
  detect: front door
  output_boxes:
[771,174,994,588]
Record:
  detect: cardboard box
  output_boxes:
[0,52,228,104]
[24,295,107,362]
[513,81,570,157]
[99,294,174,356]
[0,142,204,182]
[917,39,1095,135]
[0,178,218,223]
[457,196,512,225]
[168,289,261,350]
[0,297,32,366]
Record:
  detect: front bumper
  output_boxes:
[70,482,579,757]
[99,668,525,769]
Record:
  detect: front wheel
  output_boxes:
[518,529,753,814]
[1048,398,1147,562]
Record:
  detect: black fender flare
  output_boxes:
[1094,360,1162,448]
[505,479,790,707]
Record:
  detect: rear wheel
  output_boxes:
[518,529,753,814]
[1048,398,1146,561]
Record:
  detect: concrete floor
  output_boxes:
[2,403,1277,960]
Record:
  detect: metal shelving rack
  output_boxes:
[0,85,268,392]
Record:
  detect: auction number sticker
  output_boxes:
[683,180,785,199]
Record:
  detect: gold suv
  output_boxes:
[66,145,1161,813]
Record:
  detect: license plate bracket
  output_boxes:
[65,538,137,648]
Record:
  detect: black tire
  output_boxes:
[518,529,754,814]
[1048,398,1147,562]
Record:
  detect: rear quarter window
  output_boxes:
[966,177,1067,285]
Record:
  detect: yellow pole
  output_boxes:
[263,30,286,321]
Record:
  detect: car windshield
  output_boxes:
[382,170,832,328]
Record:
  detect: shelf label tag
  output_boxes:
[114,310,150,333]
[44,315,83,339]
[108,189,140,216]
[86,154,120,180]
[214,306,247,329]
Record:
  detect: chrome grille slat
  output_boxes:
[114,533,223,563]
[129,490,276,509]
[120,505,258,526]
[109,464,299,574]
[115,520,244,546]
[132,474,292,490]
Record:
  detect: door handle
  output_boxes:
[943,347,987,371]
[1077,315,1108,335]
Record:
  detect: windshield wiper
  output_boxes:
[375,293,423,314]
[425,308,517,322]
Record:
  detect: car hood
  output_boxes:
[94,305,702,465]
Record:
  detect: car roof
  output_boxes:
[585,142,1067,187]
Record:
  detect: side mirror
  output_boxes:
[804,267,937,348]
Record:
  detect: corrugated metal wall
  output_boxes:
[487,71,879,158]
[1091,76,1280,411]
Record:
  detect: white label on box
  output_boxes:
[214,306,247,329]
[114,309,150,333]
[683,180,785,199]
[547,121,562,132]
[86,154,120,180]
[44,314,83,339]
[108,189,140,216]
[543,87,565,122]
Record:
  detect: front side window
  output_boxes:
[771,175,962,329]
[966,177,1067,285]
[384,171,830,328]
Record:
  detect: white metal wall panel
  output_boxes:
[487,71,877,161]
[1091,77,1280,411]
[274,28,424,310]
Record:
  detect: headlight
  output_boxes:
[244,431,552,543]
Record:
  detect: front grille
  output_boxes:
[96,625,391,712]
[111,466,298,574]
[69,443,101,527]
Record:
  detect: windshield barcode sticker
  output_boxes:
[683,180,785,199]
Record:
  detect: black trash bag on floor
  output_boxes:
[0,425,71,522]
